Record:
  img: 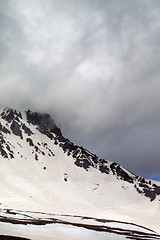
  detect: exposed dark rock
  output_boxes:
[139,183,150,189]
[153,184,160,194]
[75,158,91,170]
[9,153,14,159]
[22,124,33,136]
[57,135,65,142]
[92,156,99,164]
[57,134,111,174]
[0,145,8,158]
[54,139,58,145]
[14,110,22,120]
[10,121,23,139]
[99,164,110,174]
[0,133,8,158]
[25,110,36,125]
[46,147,54,156]
[43,131,54,140]
[135,185,142,194]
[64,173,68,181]
[110,163,134,183]
[0,236,31,240]
[72,149,80,158]
[110,163,118,174]
[143,189,156,202]
[2,126,11,134]
[98,159,109,174]
[0,133,5,144]
[1,109,14,122]
[60,141,78,156]
[116,166,134,184]
[135,181,160,202]
[35,153,38,161]
[17,143,22,148]
[26,138,34,147]
[139,177,147,184]
[6,144,14,155]
[1,109,22,123]
[26,111,62,137]
[34,145,40,153]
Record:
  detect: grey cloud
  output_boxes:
[0,0,160,180]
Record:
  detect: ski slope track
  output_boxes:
[0,107,160,239]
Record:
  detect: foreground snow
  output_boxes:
[0,209,160,240]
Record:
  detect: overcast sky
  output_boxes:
[0,0,160,180]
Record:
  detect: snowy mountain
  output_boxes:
[0,107,160,239]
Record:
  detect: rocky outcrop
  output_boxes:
[10,121,23,139]
[26,110,61,137]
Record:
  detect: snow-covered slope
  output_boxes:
[0,107,160,237]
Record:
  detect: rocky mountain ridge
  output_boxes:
[0,107,160,202]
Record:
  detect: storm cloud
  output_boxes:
[0,0,160,180]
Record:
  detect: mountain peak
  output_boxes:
[26,110,62,137]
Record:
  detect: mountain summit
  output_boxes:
[0,107,160,238]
